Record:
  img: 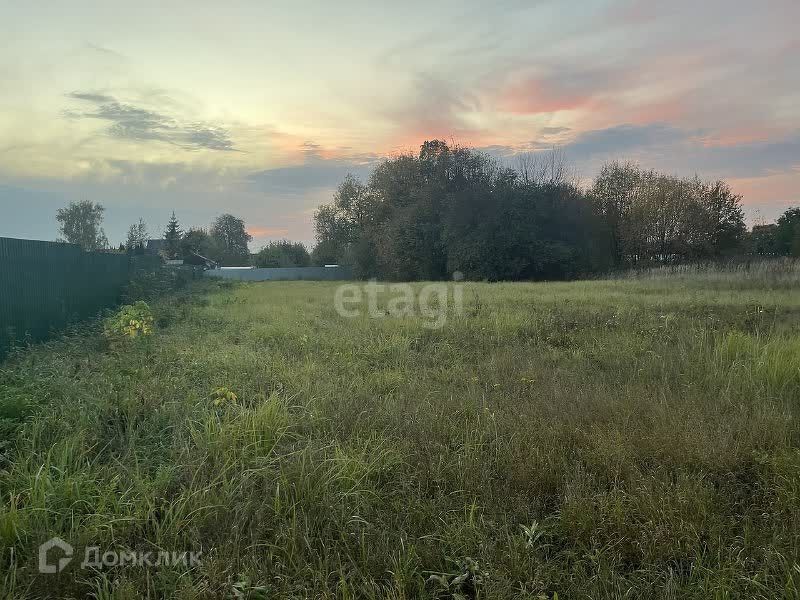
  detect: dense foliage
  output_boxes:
[55,200,108,251]
[775,207,800,256]
[209,214,252,266]
[179,227,215,261]
[313,141,757,280]
[173,215,253,266]
[102,300,154,340]
[591,161,746,264]
[252,240,311,268]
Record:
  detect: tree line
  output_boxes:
[54,201,312,268]
[121,211,256,266]
[313,140,800,280]
[55,203,246,265]
[52,140,800,277]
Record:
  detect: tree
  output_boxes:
[749,224,780,256]
[312,174,376,271]
[209,214,252,266]
[702,180,747,256]
[180,228,215,261]
[56,200,108,251]
[590,163,746,265]
[311,238,342,266]
[589,162,642,266]
[125,218,148,254]
[775,207,800,257]
[313,141,750,281]
[312,141,608,281]
[253,240,311,268]
[515,147,574,186]
[163,211,183,259]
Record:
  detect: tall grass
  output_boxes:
[1,272,799,598]
[621,257,800,288]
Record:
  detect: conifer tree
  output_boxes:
[164,211,183,259]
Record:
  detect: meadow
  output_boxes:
[2,264,800,598]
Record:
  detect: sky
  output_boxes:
[1,0,798,248]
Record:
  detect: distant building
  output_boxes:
[184,252,218,269]
[145,239,166,255]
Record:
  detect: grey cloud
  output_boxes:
[65,91,238,152]
[485,123,800,180]
[182,124,237,152]
[540,126,571,135]
[85,43,127,59]
[300,141,323,158]
[679,135,800,178]
[479,144,518,155]
[564,123,691,162]
[248,145,379,196]
[562,123,800,178]
[67,91,115,103]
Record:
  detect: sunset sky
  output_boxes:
[1,0,798,247]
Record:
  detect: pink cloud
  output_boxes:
[247,226,289,238]
[500,77,599,115]
[698,128,782,148]
[728,170,800,222]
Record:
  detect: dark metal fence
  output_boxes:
[0,237,133,359]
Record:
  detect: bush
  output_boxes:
[103,301,154,340]
[253,240,311,268]
[122,264,197,303]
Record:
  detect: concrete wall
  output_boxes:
[204,266,353,281]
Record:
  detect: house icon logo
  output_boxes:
[38,537,73,573]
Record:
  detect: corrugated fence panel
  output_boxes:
[0,237,131,359]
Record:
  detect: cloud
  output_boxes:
[65,91,238,152]
[564,123,691,161]
[558,124,800,178]
[540,126,571,135]
[248,143,379,195]
[0,162,263,246]
[478,123,800,183]
[379,73,490,149]
[68,91,115,103]
[499,65,624,115]
[0,184,65,241]
[680,134,800,178]
[301,141,322,156]
[247,226,290,238]
[85,42,126,59]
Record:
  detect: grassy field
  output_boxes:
[2,267,800,598]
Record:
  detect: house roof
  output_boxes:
[186,252,218,268]
[146,239,166,250]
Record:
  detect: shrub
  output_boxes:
[103,301,154,340]
[211,386,238,407]
[122,264,196,303]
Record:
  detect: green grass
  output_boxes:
[1,271,800,598]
